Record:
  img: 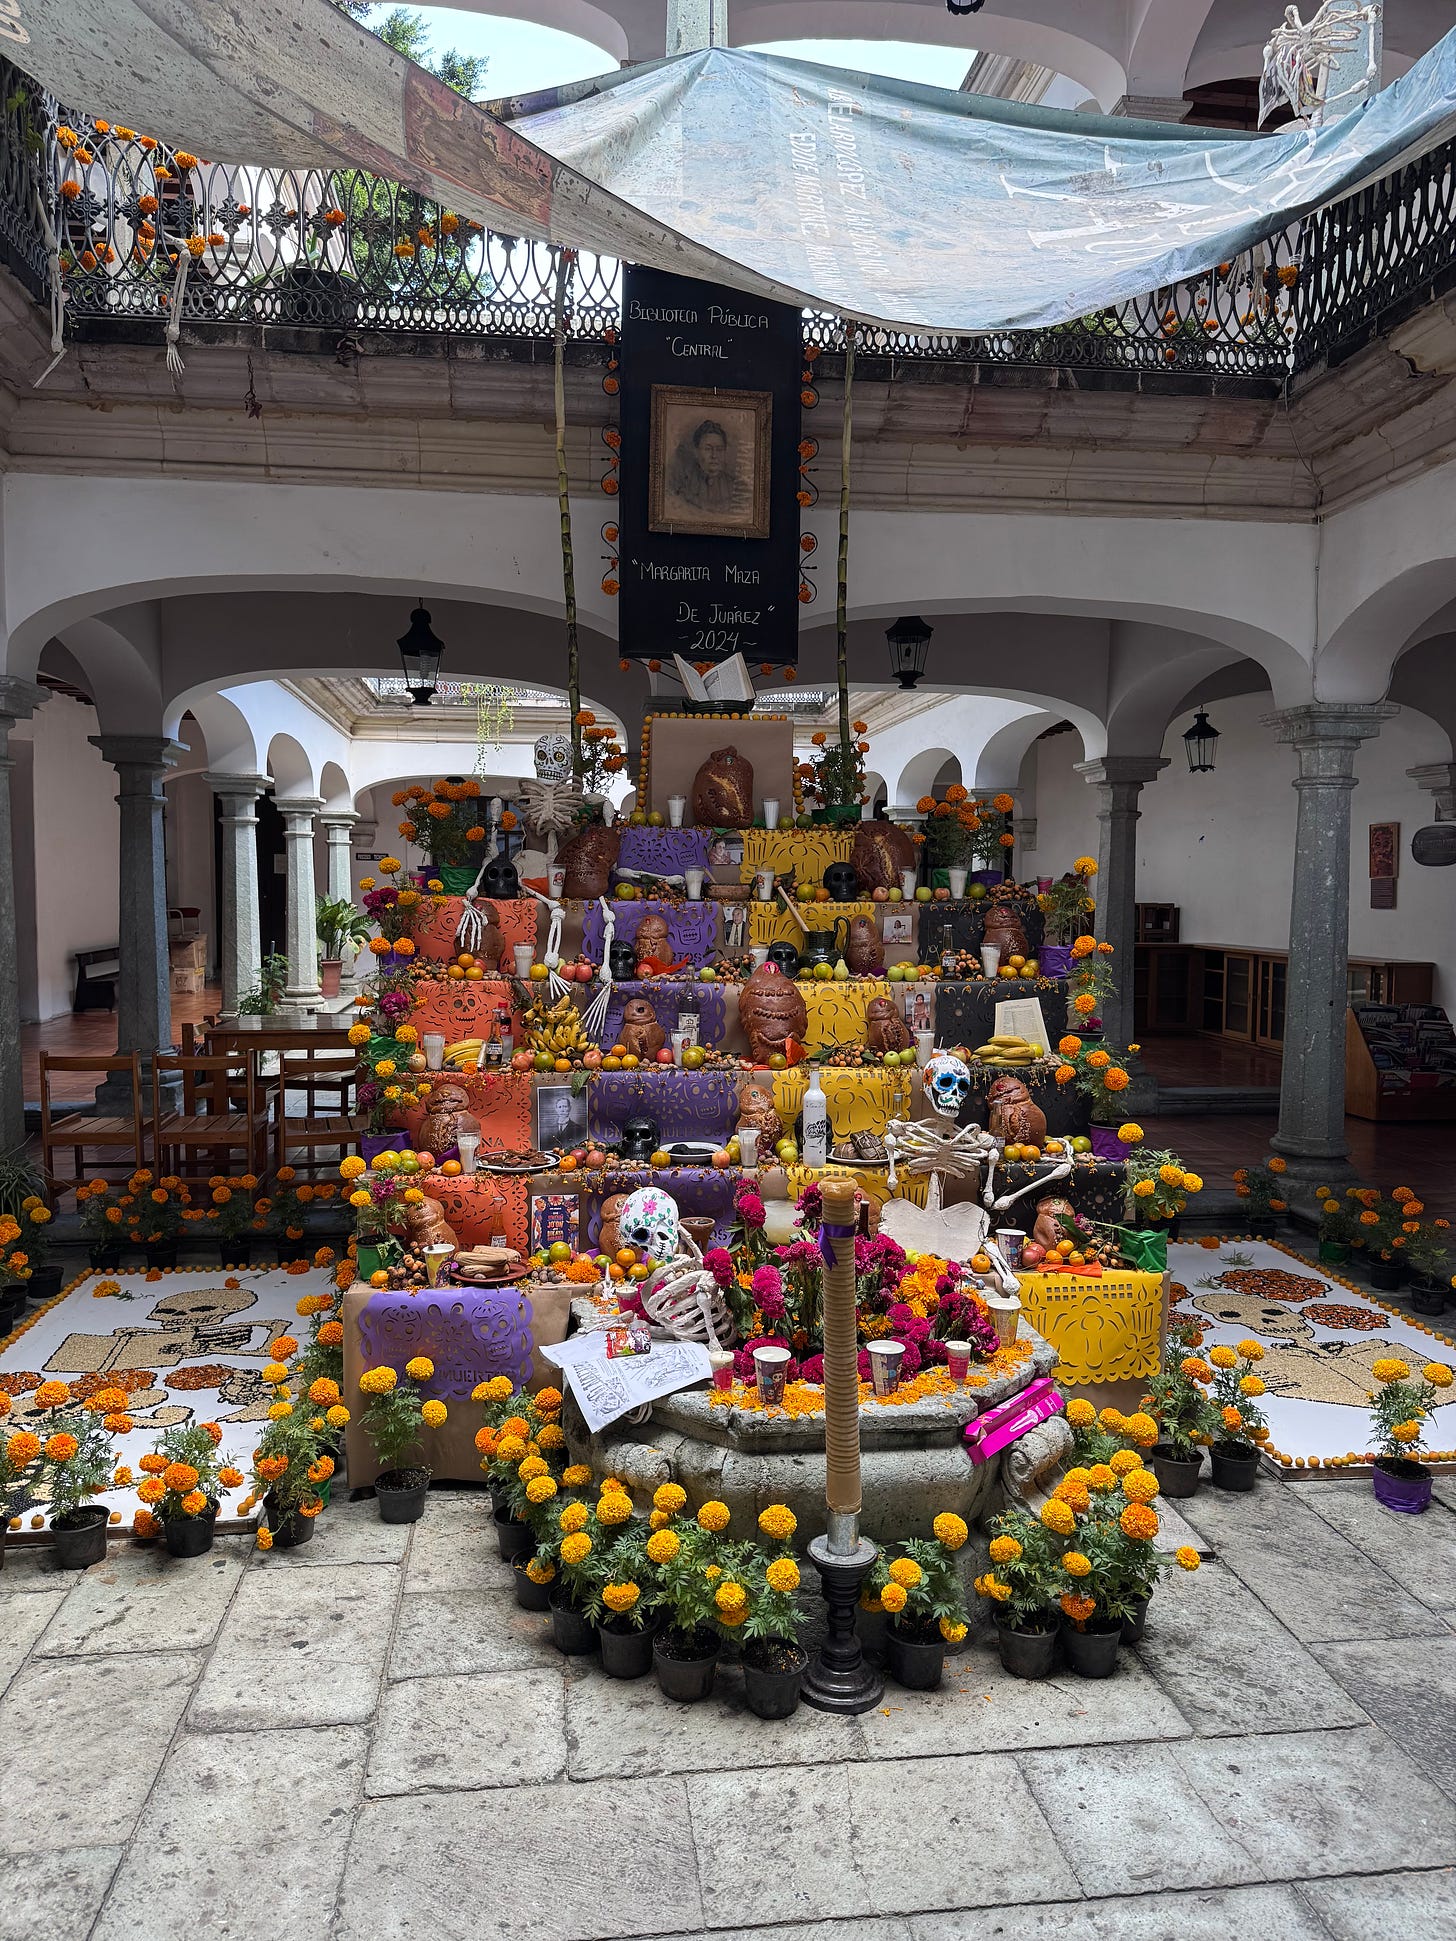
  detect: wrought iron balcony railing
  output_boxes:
[2,57,1453,388]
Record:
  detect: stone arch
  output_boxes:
[896,746,958,804]
[973,711,1069,791]
[266,732,317,801]
[171,691,262,778]
[319,761,353,815]
[1317,559,1456,703]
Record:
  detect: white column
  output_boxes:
[321,810,360,984]
[1073,756,1169,1048]
[0,677,45,1146]
[275,794,324,1011]
[204,772,267,1020]
[667,0,727,53]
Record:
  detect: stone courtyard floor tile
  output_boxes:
[0,1846,122,1941]
[652,1923,911,1941]
[0,1651,199,1852]
[1018,1741,1259,1896]
[0,1541,87,1589]
[848,1752,1082,1915]
[366,1667,567,1796]
[401,1508,506,1594]
[1130,1559,1368,1735]
[1301,1865,1456,1937]
[1174,1724,1456,1878]
[564,1660,865,1779]
[92,1727,366,1941]
[388,1587,554,1679]
[911,1880,1331,1940]
[1299,1481,1456,1611]
[1176,1483,1445,1642]
[688,1764,876,1927]
[190,1561,400,1729]
[251,1497,410,1568]
[0,1586,63,1694]
[856,1648,1190,1758]
[33,1540,246,1655]
[1311,1635,1456,1800]
[337,1778,704,1941]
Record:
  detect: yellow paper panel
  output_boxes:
[747,900,879,948]
[786,1163,931,1211]
[1015,1270,1167,1386]
[772,1065,917,1139]
[742,828,854,883]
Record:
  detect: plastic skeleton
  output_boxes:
[617,1187,735,1349]
[1260,2,1382,130]
[454,797,504,956]
[580,896,616,1041]
[883,1051,1072,1297]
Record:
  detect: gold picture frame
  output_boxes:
[648,385,772,539]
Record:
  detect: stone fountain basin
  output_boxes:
[566,1327,1057,1544]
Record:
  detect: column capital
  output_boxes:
[274,794,325,829]
[321,810,360,832]
[1408,762,1456,821]
[89,734,185,776]
[203,770,270,800]
[1075,756,1170,790]
[0,675,46,730]
[1264,702,1399,748]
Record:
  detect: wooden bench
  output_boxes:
[72,947,120,1013]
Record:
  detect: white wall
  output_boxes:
[13,696,121,1022]
[1029,693,1456,1005]
[165,770,216,964]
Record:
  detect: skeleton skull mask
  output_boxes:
[924,1051,973,1120]
[534,732,572,784]
[616,1186,680,1266]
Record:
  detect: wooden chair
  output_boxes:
[273,1048,361,1178]
[39,1052,149,1201]
[152,1052,272,1182]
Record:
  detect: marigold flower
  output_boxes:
[988,1534,1022,1565]
[562,1463,592,1487]
[1040,1498,1076,1536]
[558,1502,589,1535]
[888,1556,923,1588]
[647,1527,681,1564]
[525,1556,556,1584]
[602,1581,640,1614]
[420,1400,447,1429]
[696,1499,730,1532]
[360,1367,398,1395]
[1424,1363,1453,1389]
[1372,1358,1411,1385]
[879,1581,908,1614]
[1175,1546,1201,1571]
[560,1531,592,1566]
[1086,1463,1117,1493]
[137,1476,166,1504]
[765,1557,800,1593]
[326,1405,350,1429]
[1122,1411,1159,1446]
[597,1492,632,1526]
[933,1512,969,1549]
[1208,1345,1237,1370]
[307,1378,340,1406]
[757,1502,796,1541]
[1120,1503,1159,1541]
[654,1482,687,1514]
[1121,1468,1159,1504]
[1065,1399,1096,1428]
[525,1474,558,1505]
[1109,1449,1142,1476]
[405,1356,434,1382]
[33,1380,72,1410]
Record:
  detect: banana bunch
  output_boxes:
[524,993,592,1058]
[970,1033,1045,1069]
[443,1038,484,1070]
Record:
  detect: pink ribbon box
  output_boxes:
[963,1376,1063,1465]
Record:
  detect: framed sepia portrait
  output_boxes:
[649,385,772,539]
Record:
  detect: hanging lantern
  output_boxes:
[946,0,986,12]
[886,615,933,691]
[1183,707,1220,773]
[396,601,444,706]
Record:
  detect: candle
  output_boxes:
[818,1175,861,1553]
[709,1349,735,1391]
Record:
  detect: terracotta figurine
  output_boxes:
[597,1193,629,1258]
[618,996,667,1063]
[844,913,883,975]
[633,910,676,970]
[982,898,1030,961]
[691,746,754,829]
[737,961,808,1066]
[735,1080,783,1148]
[402,1194,460,1254]
[864,995,913,1056]
[986,1073,1048,1148]
[417,1081,481,1161]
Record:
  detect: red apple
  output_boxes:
[655,1047,675,1064]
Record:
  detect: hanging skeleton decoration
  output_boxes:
[1260,2,1383,131]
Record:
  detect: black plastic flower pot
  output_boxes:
[512,1559,553,1611]
[25,1266,63,1305]
[145,1244,180,1271]
[375,1467,429,1524]
[996,1616,1060,1679]
[50,1505,109,1570]
[1061,1618,1122,1678]
[264,1492,315,1549]
[653,1628,721,1702]
[1151,1441,1203,1498]
[742,1639,808,1717]
[1210,1441,1261,1493]
[163,1503,218,1558]
[0,1289,22,1334]
[885,1622,945,1691]
[88,1246,122,1271]
[548,1587,598,1656]
[221,1240,253,1267]
[1120,1595,1151,1645]
[494,1503,534,1560]
[1408,1274,1450,1317]
[599,1616,657,1680]
[1367,1256,1407,1292]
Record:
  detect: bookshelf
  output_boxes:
[1346,1003,1456,1122]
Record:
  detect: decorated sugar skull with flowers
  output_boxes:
[617,1186,680,1267]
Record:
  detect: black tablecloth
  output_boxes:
[934,978,1068,1053]
[915,897,1046,962]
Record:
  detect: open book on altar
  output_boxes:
[672,651,757,705]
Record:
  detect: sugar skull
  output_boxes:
[534,731,573,784]
[617,1186,681,1266]
[924,1050,973,1120]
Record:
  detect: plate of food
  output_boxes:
[480,1150,558,1175]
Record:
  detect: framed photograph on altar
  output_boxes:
[882,909,914,947]
[649,386,772,539]
[536,1084,589,1150]
[899,984,933,1035]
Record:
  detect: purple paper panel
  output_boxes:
[616,827,712,877]
[587,1066,740,1144]
[581,898,720,965]
[357,1287,536,1395]
[598,980,728,1051]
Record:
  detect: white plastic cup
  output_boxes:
[737,1126,759,1168]
[985,1289,1022,1348]
[455,1133,480,1177]
[996,1228,1027,1270]
[948,867,968,898]
[667,795,687,828]
[424,1242,454,1287]
[753,1344,793,1406]
[944,1340,972,1381]
[762,797,780,831]
[749,944,769,968]
[513,943,535,976]
[914,1028,935,1066]
[547,865,566,899]
[709,1349,735,1392]
[981,944,1000,978]
[423,1033,446,1072]
[899,870,917,901]
[755,869,776,901]
[867,1340,905,1398]
[684,867,706,901]
[671,1030,690,1067]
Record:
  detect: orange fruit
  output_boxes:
[620,1053,639,1069]
[464,966,484,981]
[649,1150,671,1168]
[446,964,465,981]
[440,1160,462,1176]
[971,1253,991,1273]
[558,1155,577,1172]
[629,1262,649,1280]
[457,954,476,969]
[553,1057,572,1072]
[607,1263,624,1282]
[615,1248,637,1268]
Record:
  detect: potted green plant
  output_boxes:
[135,1421,245,1557]
[1122,1145,1202,1231]
[864,1519,972,1691]
[586,1502,678,1681]
[316,895,369,999]
[975,1508,1063,1678]
[1403,1224,1454,1317]
[357,1359,444,1523]
[1205,1340,1269,1491]
[550,1491,610,1657]
[0,1150,60,1305]
[238,952,289,1016]
[649,1501,739,1701]
[1312,1185,1372,1265]
[31,1380,121,1568]
[1036,859,1098,972]
[1047,1464,1201,1674]
[1144,1321,1219,1496]
[1368,1355,1454,1513]
[77,1179,127,1268]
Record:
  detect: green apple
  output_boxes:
[775,1138,798,1162]
[915,886,932,902]
[888,886,903,902]
[1071,1135,1092,1153]
[698,965,718,982]
[887,963,905,982]
[968,883,988,901]
[882,1049,901,1067]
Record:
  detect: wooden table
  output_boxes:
[204,1014,357,1057]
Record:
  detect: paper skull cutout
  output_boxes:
[924,1050,973,1119]
[534,731,573,784]
[616,1185,681,1266]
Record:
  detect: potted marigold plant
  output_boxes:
[1144,1320,1219,1497]
[649,1499,738,1702]
[582,1488,688,1680]
[76,1180,128,1268]
[474,1382,566,1560]
[393,776,491,891]
[1369,1356,1453,1512]
[1359,1186,1424,1291]
[1,1421,42,1566]
[203,1174,265,1266]
[864,1517,972,1691]
[31,1379,120,1568]
[1044,1462,1200,1673]
[358,1359,446,1523]
[1403,1223,1454,1317]
[1313,1184,1374,1266]
[248,1408,331,1550]
[547,1486,620,1657]
[1206,1340,1269,1492]
[1037,858,1098,970]
[731,1502,809,1718]
[1123,1146,1203,1231]
[1231,1158,1289,1239]
[134,1421,244,1558]
[976,1507,1069,1679]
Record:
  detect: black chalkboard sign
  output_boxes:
[619,266,801,668]
[1411,824,1456,867]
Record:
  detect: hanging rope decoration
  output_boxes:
[835,320,857,759]
[551,247,584,773]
